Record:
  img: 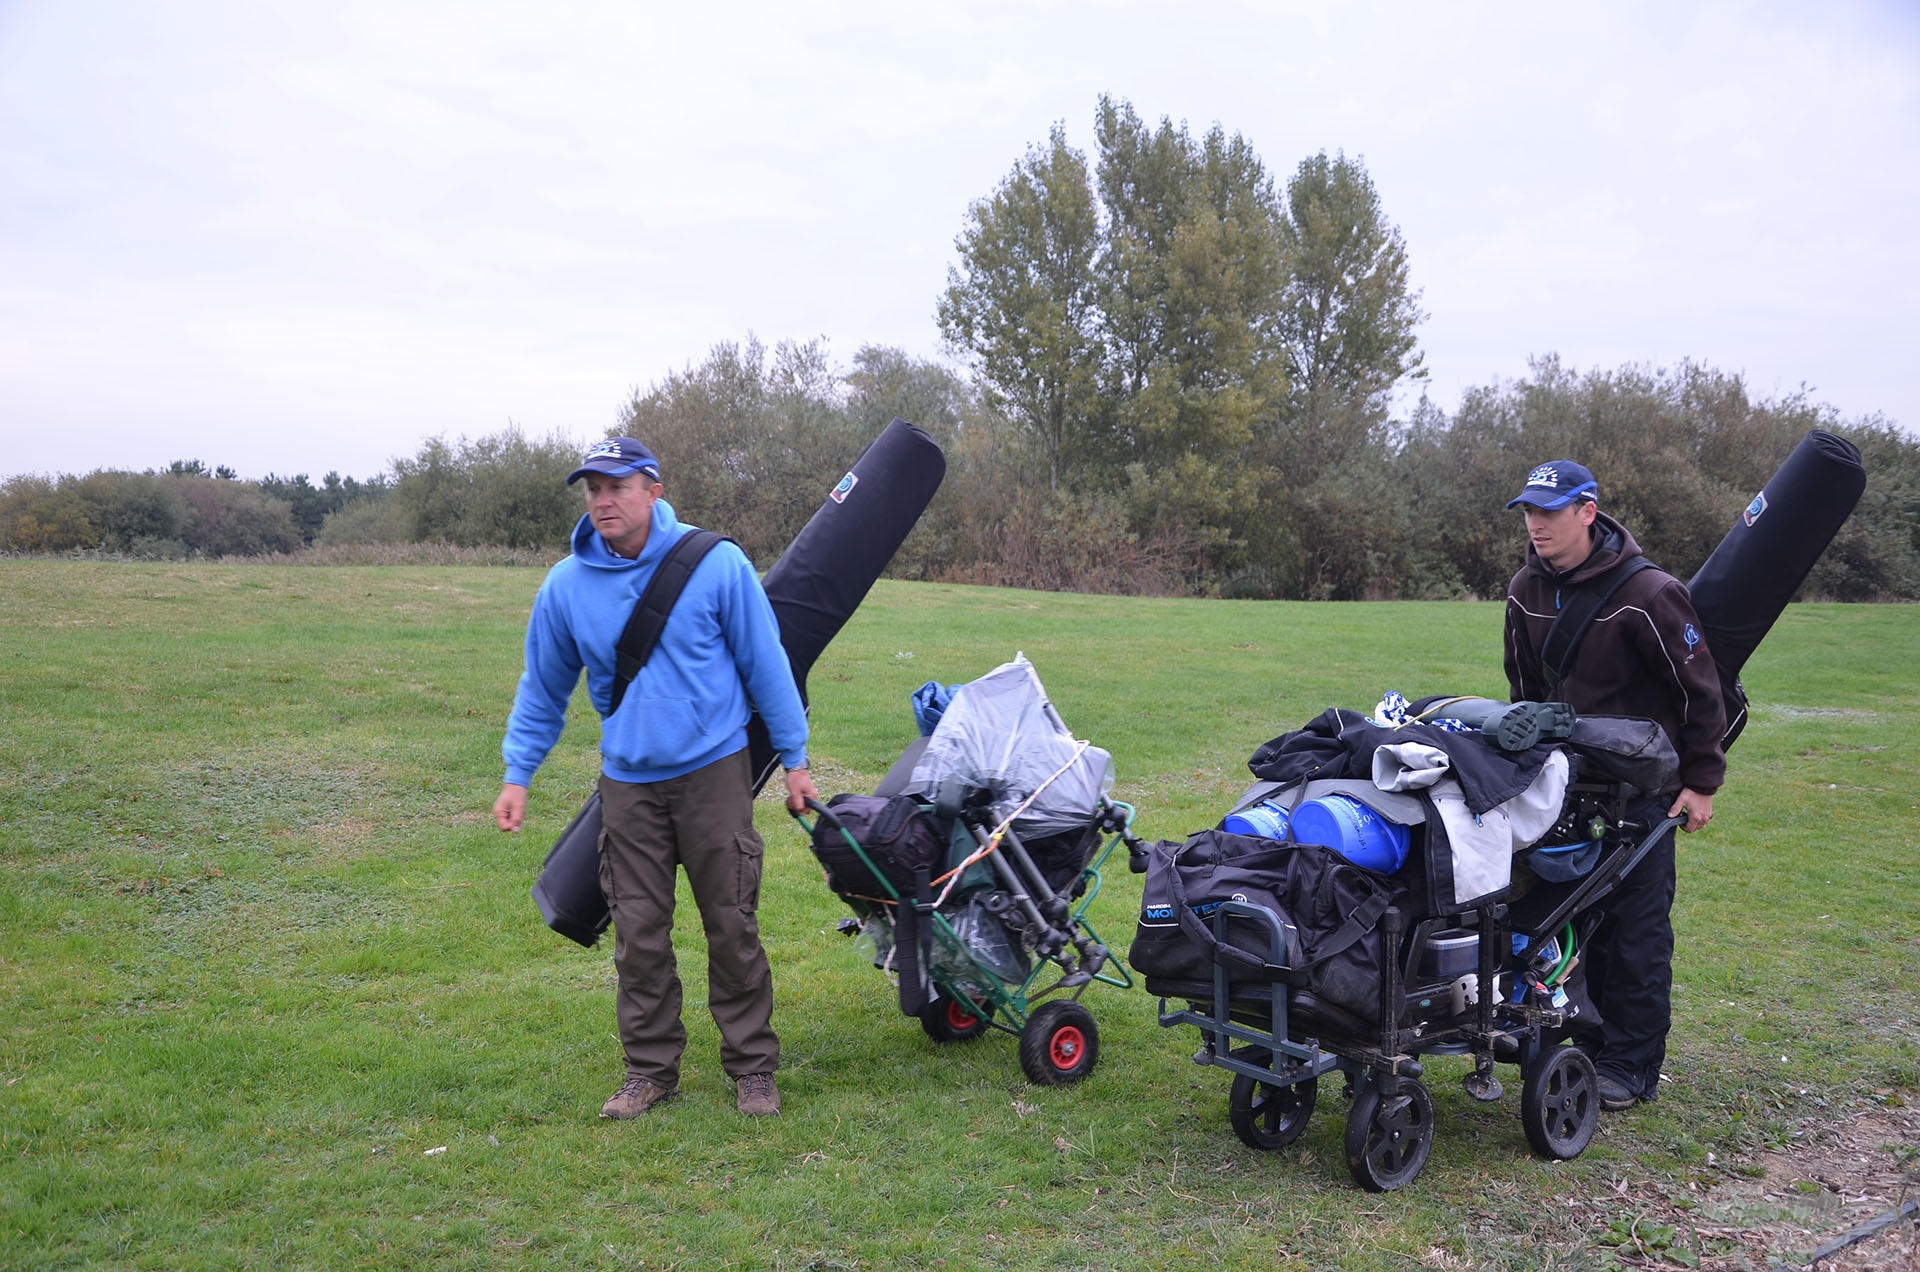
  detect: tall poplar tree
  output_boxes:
[1256,151,1428,597]
[1086,98,1290,563]
[936,125,1101,491]
[1277,151,1425,453]
[938,105,1429,593]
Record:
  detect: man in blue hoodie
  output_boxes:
[494,437,816,1119]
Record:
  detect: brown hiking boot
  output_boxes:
[735,1072,780,1116]
[600,1075,675,1119]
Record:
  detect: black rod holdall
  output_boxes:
[1688,428,1866,751]
[530,529,727,947]
[744,418,946,792]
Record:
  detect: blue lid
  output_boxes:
[1291,794,1409,873]
[1221,800,1290,840]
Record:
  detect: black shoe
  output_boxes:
[1595,1071,1640,1112]
[1482,701,1576,751]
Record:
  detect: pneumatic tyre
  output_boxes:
[920,992,990,1043]
[1019,1000,1098,1085]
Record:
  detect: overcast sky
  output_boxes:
[3,1,1916,482]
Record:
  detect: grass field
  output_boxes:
[2,562,1915,1271]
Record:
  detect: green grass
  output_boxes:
[2,562,1915,1271]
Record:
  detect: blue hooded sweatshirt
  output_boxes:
[501,499,808,788]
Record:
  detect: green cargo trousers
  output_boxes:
[597,749,779,1088]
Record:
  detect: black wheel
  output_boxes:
[1344,1079,1435,1191]
[1018,1000,1099,1085]
[920,992,990,1043]
[1521,1043,1599,1160]
[1227,1047,1318,1151]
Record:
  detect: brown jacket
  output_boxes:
[1504,511,1727,795]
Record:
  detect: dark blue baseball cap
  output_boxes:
[1506,460,1598,510]
[567,437,661,485]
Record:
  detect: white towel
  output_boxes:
[1372,744,1571,905]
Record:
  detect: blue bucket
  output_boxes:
[1291,794,1410,873]
[1221,799,1290,840]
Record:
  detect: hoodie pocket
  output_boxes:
[607,697,709,772]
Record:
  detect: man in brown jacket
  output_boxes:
[1503,459,1726,1111]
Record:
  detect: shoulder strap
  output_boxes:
[1540,555,1657,688]
[608,529,730,716]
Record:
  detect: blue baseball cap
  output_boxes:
[567,437,661,485]
[1506,460,1598,510]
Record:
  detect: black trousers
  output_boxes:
[1577,801,1678,1100]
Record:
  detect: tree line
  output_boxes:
[0,460,390,560]
[4,344,1913,601]
[3,97,1915,599]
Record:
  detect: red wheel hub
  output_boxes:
[1048,1026,1085,1069]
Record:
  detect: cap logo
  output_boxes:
[829,472,858,504]
[1526,464,1561,488]
[585,440,624,461]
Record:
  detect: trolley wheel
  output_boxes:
[1344,1079,1435,1192]
[1018,1000,1099,1085]
[1521,1043,1599,1160]
[1227,1047,1317,1151]
[920,992,990,1043]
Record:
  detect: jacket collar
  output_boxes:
[1527,510,1641,585]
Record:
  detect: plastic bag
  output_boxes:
[935,895,1029,985]
[907,654,1113,837]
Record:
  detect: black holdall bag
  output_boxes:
[1129,829,1406,1024]
[531,791,611,946]
[808,793,945,899]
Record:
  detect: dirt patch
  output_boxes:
[1586,1104,1919,1270]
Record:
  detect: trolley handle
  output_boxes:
[1216,899,1298,979]
[1096,797,1152,873]
[789,797,855,853]
[1516,813,1687,960]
